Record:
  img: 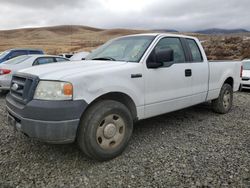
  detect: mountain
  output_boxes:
[195,28,249,35]
[153,29,179,33]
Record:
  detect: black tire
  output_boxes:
[212,83,233,114]
[238,84,243,92]
[77,100,133,161]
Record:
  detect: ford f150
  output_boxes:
[6,33,242,161]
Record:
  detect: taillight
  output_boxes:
[240,65,243,78]
[0,69,11,75]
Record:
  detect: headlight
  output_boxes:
[34,81,73,100]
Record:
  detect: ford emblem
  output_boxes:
[11,83,19,91]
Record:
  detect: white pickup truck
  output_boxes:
[6,33,242,161]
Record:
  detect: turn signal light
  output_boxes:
[0,69,11,75]
[63,83,73,96]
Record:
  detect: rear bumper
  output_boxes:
[241,80,250,89]
[6,94,88,144]
[0,76,11,90]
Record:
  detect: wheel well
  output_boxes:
[224,77,234,88]
[88,92,138,121]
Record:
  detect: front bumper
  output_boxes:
[6,94,88,144]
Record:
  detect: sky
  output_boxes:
[0,0,249,31]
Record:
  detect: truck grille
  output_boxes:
[10,74,39,104]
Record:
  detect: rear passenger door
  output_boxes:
[33,57,56,66]
[185,38,209,104]
[144,37,193,118]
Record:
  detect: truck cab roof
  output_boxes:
[119,33,198,40]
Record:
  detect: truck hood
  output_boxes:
[19,60,127,80]
[243,70,250,77]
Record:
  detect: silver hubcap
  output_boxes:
[104,123,117,139]
[223,90,231,108]
[96,114,125,150]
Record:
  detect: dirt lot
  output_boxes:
[0,92,249,187]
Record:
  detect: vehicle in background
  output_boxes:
[0,49,44,64]
[6,34,241,161]
[0,55,68,93]
[70,51,90,61]
[58,53,73,59]
[240,59,250,90]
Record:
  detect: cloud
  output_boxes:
[140,0,250,30]
[0,0,249,31]
[0,0,85,9]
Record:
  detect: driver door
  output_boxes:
[144,37,193,118]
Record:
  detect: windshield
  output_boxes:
[243,61,250,70]
[0,51,9,59]
[2,55,31,65]
[85,36,155,62]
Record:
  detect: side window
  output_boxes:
[186,39,203,62]
[151,37,186,64]
[33,57,55,65]
[55,57,69,62]
[8,50,27,59]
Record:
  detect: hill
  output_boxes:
[0,25,149,54]
[0,25,250,60]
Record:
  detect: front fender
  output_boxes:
[72,69,144,107]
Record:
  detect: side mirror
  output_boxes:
[147,48,174,69]
[155,48,174,64]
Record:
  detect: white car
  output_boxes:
[70,51,90,61]
[241,60,250,90]
[6,33,241,161]
[58,53,73,59]
[0,55,68,93]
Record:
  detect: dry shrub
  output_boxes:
[224,37,243,44]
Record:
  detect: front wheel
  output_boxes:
[238,84,243,92]
[77,100,133,161]
[212,83,233,114]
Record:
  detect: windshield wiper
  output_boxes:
[91,57,116,61]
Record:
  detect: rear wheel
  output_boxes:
[212,83,233,114]
[77,100,133,161]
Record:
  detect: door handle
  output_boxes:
[131,74,142,78]
[185,69,192,77]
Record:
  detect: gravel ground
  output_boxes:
[0,92,249,188]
